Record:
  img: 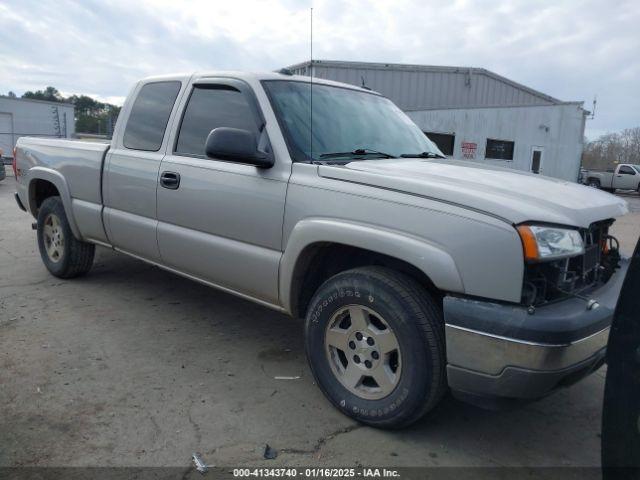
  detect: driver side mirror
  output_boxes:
[205,127,274,168]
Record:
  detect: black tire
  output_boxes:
[305,266,446,428]
[587,179,601,189]
[37,196,95,278]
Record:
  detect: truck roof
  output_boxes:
[137,71,382,95]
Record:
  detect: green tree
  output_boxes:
[22,86,64,102]
[71,96,121,135]
[19,86,121,136]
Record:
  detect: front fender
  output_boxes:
[279,218,464,315]
[27,167,82,239]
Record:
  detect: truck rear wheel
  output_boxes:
[37,196,95,278]
[304,266,446,428]
[587,179,601,189]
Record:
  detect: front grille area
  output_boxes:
[522,220,620,306]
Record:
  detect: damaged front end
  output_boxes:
[521,220,621,307]
[443,217,628,405]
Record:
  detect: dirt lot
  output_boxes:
[1,174,639,470]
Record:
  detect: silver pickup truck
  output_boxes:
[13,72,630,428]
[583,163,640,192]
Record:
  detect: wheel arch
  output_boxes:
[27,167,81,238]
[586,176,601,186]
[280,218,464,318]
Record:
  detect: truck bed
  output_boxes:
[16,137,110,206]
[15,136,111,244]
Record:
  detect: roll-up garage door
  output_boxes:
[0,112,13,157]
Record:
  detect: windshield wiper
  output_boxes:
[319,148,395,159]
[400,152,446,159]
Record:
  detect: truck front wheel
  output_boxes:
[37,196,95,278]
[304,266,446,428]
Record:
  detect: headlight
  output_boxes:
[517,225,584,261]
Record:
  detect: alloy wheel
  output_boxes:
[42,213,65,263]
[324,304,402,400]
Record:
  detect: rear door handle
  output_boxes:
[160,171,180,190]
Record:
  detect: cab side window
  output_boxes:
[175,85,259,157]
[619,166,636,175]
[123,81,181,151]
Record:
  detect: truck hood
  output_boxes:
[318,158,629,228]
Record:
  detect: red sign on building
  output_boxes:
[461,142,477,159]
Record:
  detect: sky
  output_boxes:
[0,0,637,139]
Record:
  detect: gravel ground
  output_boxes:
[1,174,638,471]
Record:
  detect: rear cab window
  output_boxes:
[123,81,182,151]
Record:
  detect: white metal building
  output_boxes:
[285,60,588,181]
[0,96,75,158]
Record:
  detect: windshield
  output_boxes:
[262,80,442,162]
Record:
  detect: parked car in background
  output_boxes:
[13,71,630,428]
[583,164,640,192]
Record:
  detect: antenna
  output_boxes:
[310,7,313,161]
[589,96,597,120]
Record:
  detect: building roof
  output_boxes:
[285,60,584,111]
[0,95,75,107]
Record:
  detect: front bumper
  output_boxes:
[444,258,629,400]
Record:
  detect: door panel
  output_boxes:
[156,78,288,305]
[103,149,164,261]
[102,79,184,261]
[613,166,638,190]
[158,217,281,301]
[157,156,287,303]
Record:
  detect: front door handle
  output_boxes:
[160,171,180,190]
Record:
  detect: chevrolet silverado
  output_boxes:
[13,72,630,428]
[583,163,640,192]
